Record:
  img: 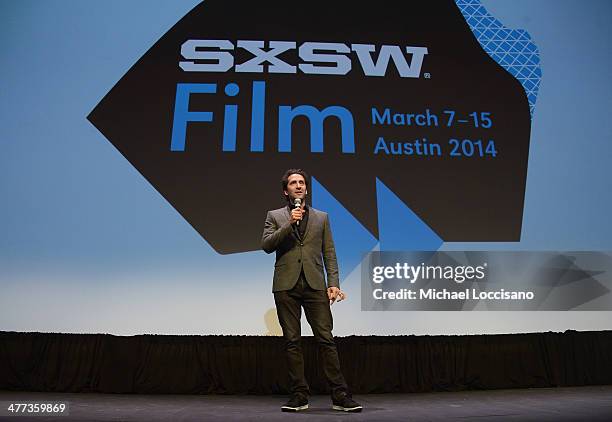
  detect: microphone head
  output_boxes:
[294,198,302,207]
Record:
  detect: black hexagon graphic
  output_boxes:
[88,0,531,254]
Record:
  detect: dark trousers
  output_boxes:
[274,272,348,397]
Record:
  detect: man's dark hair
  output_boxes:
[281,169,309,201]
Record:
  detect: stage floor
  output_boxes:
[1,386,611,421]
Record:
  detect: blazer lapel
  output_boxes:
[303,207,314,241]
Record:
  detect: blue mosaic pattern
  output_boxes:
[455,0,542,118]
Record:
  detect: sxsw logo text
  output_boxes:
[179,40,428,77]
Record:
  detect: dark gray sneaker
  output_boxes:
[332,393,363,412]
[281,393,309,412]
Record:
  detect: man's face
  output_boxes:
[284,174,307,203]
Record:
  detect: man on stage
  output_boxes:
[261,169,363,413]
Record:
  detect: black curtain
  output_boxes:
[1,331,611,394]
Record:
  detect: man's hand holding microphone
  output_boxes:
[291,198,303,225]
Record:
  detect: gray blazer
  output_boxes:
[261,206,339,292]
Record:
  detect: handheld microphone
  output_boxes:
[294,198,302,226]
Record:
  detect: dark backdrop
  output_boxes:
[1,330,611,394]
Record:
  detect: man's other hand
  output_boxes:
[327,287,346,305]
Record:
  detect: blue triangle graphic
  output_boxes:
[312,177,378,282]
[376,178,443,251]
